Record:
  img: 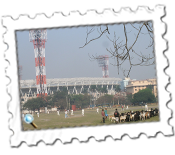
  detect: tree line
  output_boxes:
[22,85,156,111]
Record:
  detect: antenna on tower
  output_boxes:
[29,29,47,97]
[97,55,109,78]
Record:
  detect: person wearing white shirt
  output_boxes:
[97,108,99,114]
[145,104,148,111]
[37,112,39,117]
[71,110,74,115]
[82,109,84,116]
[57,110,60,116]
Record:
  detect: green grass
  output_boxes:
[22,105,159,131]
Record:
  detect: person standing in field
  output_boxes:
[37,112,39,117]
[145,103,148,111]
[101,109,105,123]
[114,109,120,124]
[97,108,99,114]
[82,109,84,116]
[57,110,60,116]
[104,107,108,119]
[71,109,74,115]
[65,110,68,118]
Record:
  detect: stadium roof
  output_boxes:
[20,77,122,88]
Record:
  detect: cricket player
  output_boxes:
[97,108,99,114]
[57,110,60,116]
[71,110,74,115]
[145,104,148,111]
[82,109,84,116]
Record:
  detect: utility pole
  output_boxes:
[69,98,70,110]
[66,96,68,109]
[90,92,91,107]
[113,97,114,106]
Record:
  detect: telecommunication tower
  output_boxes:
[97,55,109,78]
[29,29,47,97]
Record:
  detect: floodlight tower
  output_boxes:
[97,55,109,78]
[29,29,47,97]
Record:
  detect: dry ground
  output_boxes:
[22,105,159,131]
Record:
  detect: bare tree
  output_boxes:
[80,21,154,77]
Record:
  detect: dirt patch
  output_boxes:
[41,119,50,121]
[67,114,84,118]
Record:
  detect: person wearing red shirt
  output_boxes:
[101,109,105,123]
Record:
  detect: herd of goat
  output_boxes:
[109,108,159,123]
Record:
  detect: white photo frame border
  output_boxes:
[2,5,173,147]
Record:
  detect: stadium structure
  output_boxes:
[20,77,122,103]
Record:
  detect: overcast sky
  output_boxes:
[16,22,157,81]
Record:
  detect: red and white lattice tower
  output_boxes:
[97,55,109,78]
[29,29,47,97]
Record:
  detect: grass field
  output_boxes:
[22,105,159,131]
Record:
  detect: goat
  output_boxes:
[145,111,150,119]
[120,115,126,123]
[140,110,145,120]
